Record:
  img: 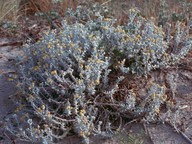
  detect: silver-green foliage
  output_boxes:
[5,4,192,144]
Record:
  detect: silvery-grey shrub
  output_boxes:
[6,3,191,144]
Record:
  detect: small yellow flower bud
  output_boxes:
[41,105,45,110]
[51,70,57,75]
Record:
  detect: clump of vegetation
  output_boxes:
[5,3,191,144]
[0,0,21,23]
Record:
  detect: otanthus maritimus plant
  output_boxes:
[6,3,192,144]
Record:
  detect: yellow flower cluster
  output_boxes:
[36,107,43,113]
[96,59,103,64]
[51,70,57,75]
[33,66,40,71]
[79,109,86,116]
[95,79,100,85]
[47,42,53,49]
[115,28,126,34]
[47,111,51,118]
[101,26,108,30]
[135,34,142,42]
[66,105,73,111]
[104,18,112,21]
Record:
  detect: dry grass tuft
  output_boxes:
[19,0,79,15]
[0,0,21,23]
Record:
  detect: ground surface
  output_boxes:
[0,38,191,144]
